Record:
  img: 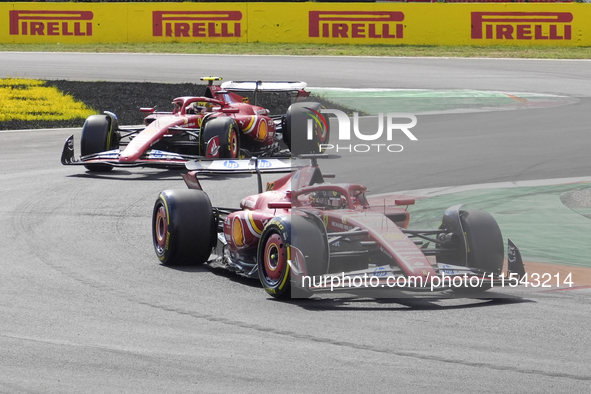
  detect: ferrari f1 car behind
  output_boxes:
[151,156,526,299]
[61,77,329,171]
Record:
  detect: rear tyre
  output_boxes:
[284,102,329,155]
[201,117,240,158]
[80,114,119,172]
[152,189,216,266]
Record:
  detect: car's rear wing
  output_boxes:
[185,157,297,193]
[221,81,307,92]
[185,154,331,174]
[220,80,310,107]
[184,154,333,193]
[185,157,294,174]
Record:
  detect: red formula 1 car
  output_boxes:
[61,77,328,172]
[151,156,525,299]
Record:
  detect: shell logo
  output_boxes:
[232,216,245,247]
[256,119,268,141]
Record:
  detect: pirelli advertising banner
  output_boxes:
[1,2,590,46]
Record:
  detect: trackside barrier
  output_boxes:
[1,2,590,46]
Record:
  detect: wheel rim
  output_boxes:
[264,233,286,282]
[154,205,168,254]
[230,129,238,158]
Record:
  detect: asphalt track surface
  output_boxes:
[1,53,591,393]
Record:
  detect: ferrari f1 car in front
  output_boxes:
[61,77,329,171]
[151,156,525,299]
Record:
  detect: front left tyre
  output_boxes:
[80,114,120,172]
[200,117,240,158]
[258,222,292,299]
[257,214,329,299]
[438,208,504,294]
[152,189,216,266]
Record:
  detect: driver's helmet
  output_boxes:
[186,102,209,115]
[185,102,197,114]
[310,190,347,209]
[200,101,214,112]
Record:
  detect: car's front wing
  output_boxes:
[60,135,200,168]
[293,239,527,295]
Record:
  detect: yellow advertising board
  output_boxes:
[270,3,585,46]
[129,3,248,43]
[0,2,248,44]
[2,3,125,43]
[1,2,589,46]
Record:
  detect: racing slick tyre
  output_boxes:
[452,209,504,294]
[200,117,240,159]
[257,214,329,299]
[461,209,504,275]
[284,102,329,155]
[290,213,330,298]
[80,114,120,172]
[152,189,216,266]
